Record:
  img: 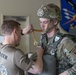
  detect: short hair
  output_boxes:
[1,20,21,35]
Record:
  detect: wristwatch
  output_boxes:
[21,30,24,35]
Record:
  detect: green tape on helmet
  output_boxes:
[37,3,62,22]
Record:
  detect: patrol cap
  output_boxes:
[37,3,61,22]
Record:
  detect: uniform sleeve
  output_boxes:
[13,49,33,71]
[58,37,76,75]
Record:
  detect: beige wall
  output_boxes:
[0,0,61,52]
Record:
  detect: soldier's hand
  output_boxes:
[22,24,33,35]
[59,71,67,75]
[36,46,44,57]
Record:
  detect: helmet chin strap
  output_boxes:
[42,20,58,34]
[45,25,56,34]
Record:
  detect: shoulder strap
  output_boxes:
[53,33,64,49]
[40,33,48,49]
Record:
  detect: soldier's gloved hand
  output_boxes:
[25,52,37,62]
[25,53,31,64]
[25,53,36,71]
[30,53,37,61]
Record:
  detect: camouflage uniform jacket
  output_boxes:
[40,32,76,75]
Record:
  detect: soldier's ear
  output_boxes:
[13,28,16,33]
[13,28,18,35]
[54,21,57,25]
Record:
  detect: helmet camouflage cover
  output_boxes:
[37,3,61,22]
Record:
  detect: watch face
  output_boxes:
[60,0,76,35]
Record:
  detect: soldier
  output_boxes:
[27,3,76,75]
[37,3,76,75]
[0,20,44,75]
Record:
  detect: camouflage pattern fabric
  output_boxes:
[56,34,76,75]
[37,3,61,22]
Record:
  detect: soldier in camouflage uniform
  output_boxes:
[36,3,76,75]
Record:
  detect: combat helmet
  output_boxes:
[37,3,61,22]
